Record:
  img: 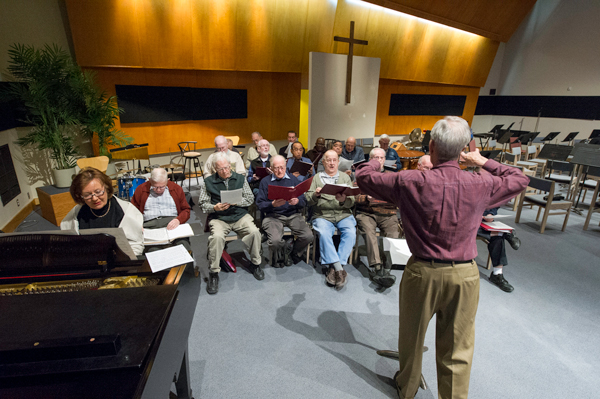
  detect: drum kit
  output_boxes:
[111,162,184,201]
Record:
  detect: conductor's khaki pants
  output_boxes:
[396,257,480,399]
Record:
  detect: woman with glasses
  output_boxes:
[61,167,144,256]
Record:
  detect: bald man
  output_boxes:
[204,135,246,175]
[341,137,365,164]
[417,155,433,171]
[305,150,357,291]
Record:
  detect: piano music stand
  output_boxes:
[562,132,579,146]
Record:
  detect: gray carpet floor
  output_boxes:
[12,179,600,398]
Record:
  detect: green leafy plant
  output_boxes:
[3,43,132,167]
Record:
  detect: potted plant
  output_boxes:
[2,43,131,187]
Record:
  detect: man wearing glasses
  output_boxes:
[256,155,313,267]
[131,167,192,253]
[199,153,264,294]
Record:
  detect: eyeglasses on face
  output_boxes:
[151,185,167,190]
[82,189,106,200]
[272,166,286,171]
[216,165,231,172]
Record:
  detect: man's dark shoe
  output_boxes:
[504,232,521,250]
[377,268,396,288]
[251,263,265,280]
[207,272,219,295]
[291,252,304,265]
[283,242,293,267]
[271,249,282,268]
[489,273,514,292]
[368,264,381,282]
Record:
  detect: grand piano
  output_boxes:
[0,232,200,398]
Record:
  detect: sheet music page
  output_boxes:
[144,228,169,242]
[145,244,194,272]
[383,238,412,265]
[384,160,396,167]
[167,223,194,240]
[220,188,243,204]
[338,157,353,172]
[481,221,514,230]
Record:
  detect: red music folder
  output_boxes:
[319,184,361,196]
[268,176,313,201]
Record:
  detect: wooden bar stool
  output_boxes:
[178,142,202,192]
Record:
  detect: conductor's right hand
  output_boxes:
[460,148,488,168]
[214,203,231,211]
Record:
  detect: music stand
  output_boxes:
[541,132,560,143]
[480,150,502,160]
[496,130,513,162]
[562,132,579,146]
[568,143,600,211]
[490,124,504,134]
[421,130,431,153]
[589,130,600,140]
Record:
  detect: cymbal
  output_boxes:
[161,163,184,169]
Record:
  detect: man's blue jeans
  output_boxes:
[312,215,356,266]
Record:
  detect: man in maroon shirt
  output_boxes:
[356,117,528,399]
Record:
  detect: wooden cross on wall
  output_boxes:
[334,21,368,104]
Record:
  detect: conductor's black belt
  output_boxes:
[415,257,473,266]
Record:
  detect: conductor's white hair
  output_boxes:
[430,116,471,162]
[150,167,168,183]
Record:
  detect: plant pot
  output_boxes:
[53,167,76,188]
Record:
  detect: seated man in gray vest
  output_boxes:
[198,152,264,295]
[354,148,399,289]
[256,155,313,267]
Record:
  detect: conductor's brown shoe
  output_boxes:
[335,270,348,290]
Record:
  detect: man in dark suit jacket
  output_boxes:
[279,130,301,158]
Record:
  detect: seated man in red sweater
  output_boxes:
[131,168,192,253]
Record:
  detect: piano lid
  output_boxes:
[0,284,178,379]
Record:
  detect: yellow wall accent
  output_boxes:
[299,90,309,149]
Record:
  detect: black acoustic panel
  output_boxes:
[0,82,31,132]
[115,85,247,123]
[475,96,600,120]
[0,145,20,206]
[389,94,466,116]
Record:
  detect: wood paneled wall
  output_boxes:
[375,79,480,136]
[90,68,300,155]
[67,0,498,87]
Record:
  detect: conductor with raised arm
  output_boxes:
[356,116,528,399]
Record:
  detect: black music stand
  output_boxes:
[569,143,600,212]
[562,132,579,146]
[421,130,431,153]
[536,144,574,180]
[480,150,502,160]
[589,130,600,140]
[541,132,560,144]
[496,130,513,162]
